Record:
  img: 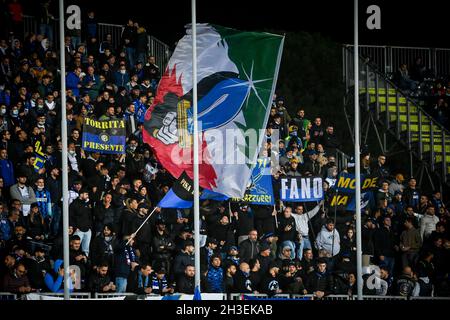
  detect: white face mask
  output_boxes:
[0,108,6,115]
[120,69,126,74]
[38,120,45,125]
[12,110,19,116]
[69,150,76,156]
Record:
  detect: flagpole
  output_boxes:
[354,0,363,301]
[59,0,70,301]
[191,0,201,291]
[125,207,158,245]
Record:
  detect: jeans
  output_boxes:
[39,24,54,43]
[115,277,127,293]
[50,204,61,236]
[72,36,81,50]
[74,229,92,256]
[126,47,136,68]
[380,256,395,276]
[296,236,312,260]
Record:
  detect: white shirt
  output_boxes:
[19,186,31,216]
[68,153,79,172]
[292,203,321,237]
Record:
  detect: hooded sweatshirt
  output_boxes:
[315,226,340,256]
[44,259,73,293]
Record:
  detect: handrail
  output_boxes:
[345,43,450,51]
[343,46,450,136]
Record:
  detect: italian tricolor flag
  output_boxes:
[144,23,284,198]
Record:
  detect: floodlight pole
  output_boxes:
[59,0,70,301]
[354,0,364,301]
[191,0,201,291]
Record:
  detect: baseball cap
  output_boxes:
[396,174,405,182]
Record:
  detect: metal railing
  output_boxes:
[336,148,352,171]
[344,44,450,77]
[21,15,170,73]
[97,22,124,50]
[0,292,17,300]
[148,35,171,74]
[7,292,449,301]
[94,292,137,299]
[343,46,450,183]
[359,295,408,300]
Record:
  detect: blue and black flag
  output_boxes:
[158,171,228,208]
[82,117,126,154]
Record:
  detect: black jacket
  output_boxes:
[362,226,375,255]
[90,235,118,268]
[177,274,195,294]
[69,198,93,232]
[173,251,195,279]
[257,254,272,277]
[373,226,396,258]
[277,215,297,243]
[260,274,281,296]
[46,175,62,205]
[152,231,175,261]
[305,271,334,295]
[87,273,113,293]
[234,270,254,293]
[239,239,259,262]
[323,133,340,156]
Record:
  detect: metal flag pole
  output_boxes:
[125,207,158,245]
[58,0,70,301]
[354,0,363,301]
[191,0,201,291]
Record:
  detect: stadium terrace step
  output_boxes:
[421,144,450,153]
[400,124,442,134]
[360,88,397,95]
[369,95,408,105]
[379,104,418,113]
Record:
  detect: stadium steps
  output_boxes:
[360,88,450,182]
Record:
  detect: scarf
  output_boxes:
[124,246,136,265]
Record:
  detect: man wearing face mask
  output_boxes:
[0,113,8,132]
[69,187,93,257]
[114,63,130,88]
[34,177,52,225]
[8,106,23,128]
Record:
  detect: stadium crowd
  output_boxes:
[0,0,449,299]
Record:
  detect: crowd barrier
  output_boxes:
[0,292,17,300]
[5,292,449,301]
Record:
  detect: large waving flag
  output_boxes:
[143,24,284,198]
[158,171,228,208]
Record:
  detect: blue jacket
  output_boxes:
[206,266,224,293]
[66,72,80,97]
[44,259,73,293]
[34,188,52,219]
[133,100,147,123]
[0,159,14,187]
[115,71,130,88]
[0,218,12,241]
